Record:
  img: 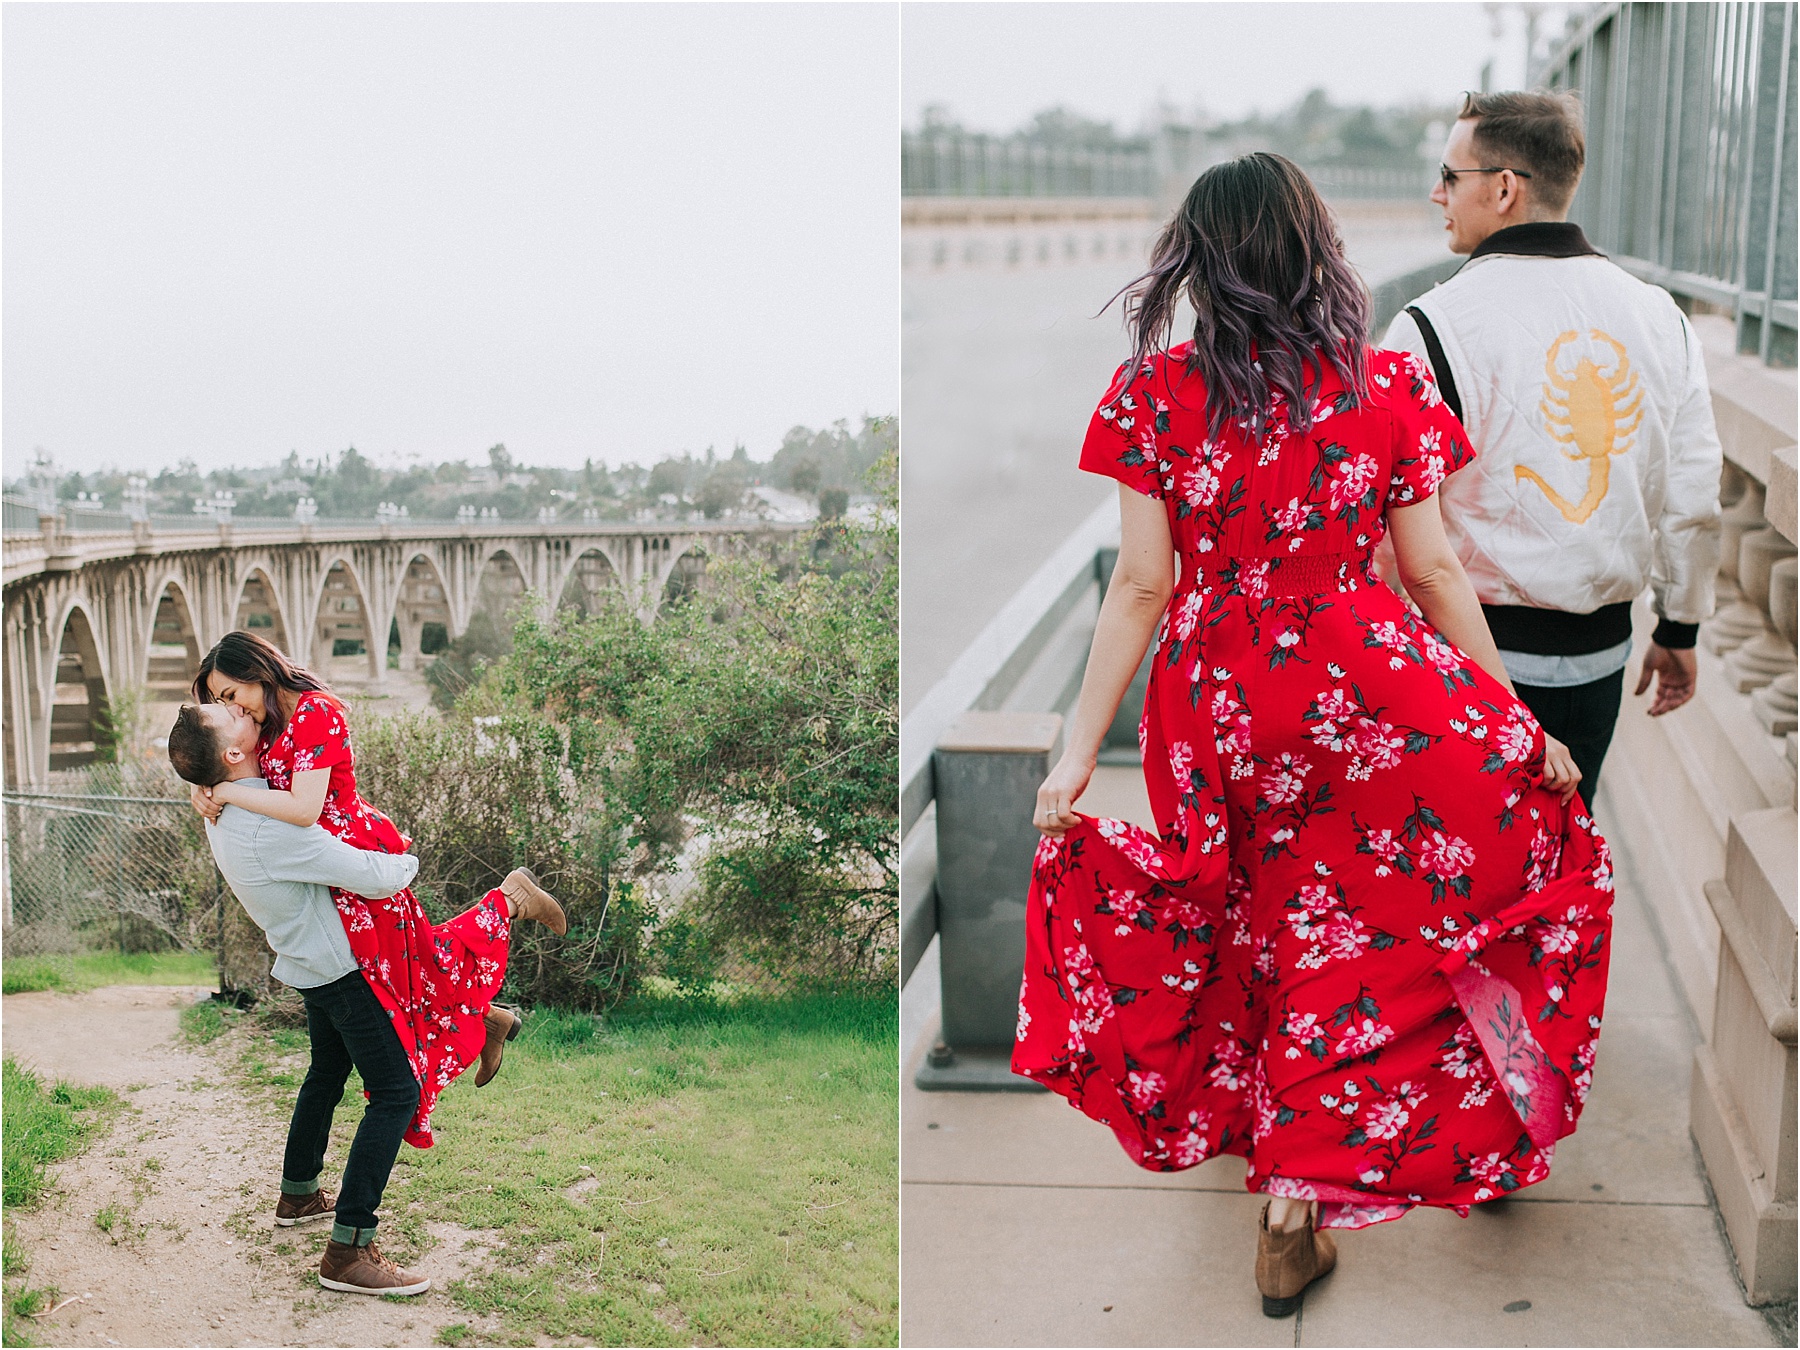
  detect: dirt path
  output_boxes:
[3,985,516,1348]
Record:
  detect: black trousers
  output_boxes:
[1511,667,1627,810]
[284,971,419,1240]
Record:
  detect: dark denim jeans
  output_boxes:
[283,971,419,1243]
[1513,667,1627,810]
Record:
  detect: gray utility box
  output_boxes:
[917,710,1059,1091]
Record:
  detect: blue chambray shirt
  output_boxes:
[1498,636,1633,690]
[204,777,419,989]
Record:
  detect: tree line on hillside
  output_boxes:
[913,88,1454,177]
[14,416,896,524]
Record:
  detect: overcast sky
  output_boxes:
[904,2,1554,132]
[4,3,899,478]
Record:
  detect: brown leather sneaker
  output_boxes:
[274,1189,336,1227]
[501,868,567,935]
[318,1238,430,1296]
[475,1004,522,1088]
[1254,1201,1336,1317]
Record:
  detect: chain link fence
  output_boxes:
[0,765,270,993]
[2,775,219,956]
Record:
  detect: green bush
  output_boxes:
[351,444,897,1003]
[351,704,652,1012]
[423,608,513,711]
[501,448,897,991]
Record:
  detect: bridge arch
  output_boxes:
[657,539,712,616]
[4,518,804,785]
[309,553,380,682]
[474,548,530,629]
[388,551,455,671]
[232,564,292,657]
[142,574,203,706]
[49,598,111,775]
[556,546,624,619]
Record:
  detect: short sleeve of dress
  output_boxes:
[1078,360,1164,500]
[1384,350,1476,508]
[286,692,354,777]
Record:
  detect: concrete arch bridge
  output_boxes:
[2,512,806,787]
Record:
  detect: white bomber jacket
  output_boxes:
[1382,223,1722,635]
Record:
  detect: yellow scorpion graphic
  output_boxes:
[1517,329,1643,524]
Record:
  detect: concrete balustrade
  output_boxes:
[1597,312,1798,1306]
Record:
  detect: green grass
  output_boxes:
[179,998,233,1043]
[1,1060,119,1209]
[2,950,217,996]
[4,1276,52,1348]
[2,1060,118,1347]
[218,988,898,1346]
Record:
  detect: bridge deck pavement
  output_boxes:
[900,767,1785,1347]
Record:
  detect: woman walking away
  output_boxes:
[1011,153,1614,1317]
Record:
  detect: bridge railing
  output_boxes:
[2,497,44,534]
[900,499,1119,981]
[1540,1,1798,366]
[902,133,1158,198]
[1,494,813,544]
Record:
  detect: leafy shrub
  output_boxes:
[351,704,652,1011]
[423,609,513,712]
[500,450,897,991]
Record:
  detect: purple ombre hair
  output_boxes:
[1117,152,1371,441]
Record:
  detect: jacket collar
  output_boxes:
[1469,221,1603,260]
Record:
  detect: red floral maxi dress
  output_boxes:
[260,691,511,1148]
[1012,346,1615,1230]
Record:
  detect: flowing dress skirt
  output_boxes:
[1012,560,1615,1229]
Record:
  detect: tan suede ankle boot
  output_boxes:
[501,868,567,935]
[1254,1200,1337,1317]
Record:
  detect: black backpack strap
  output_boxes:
[1404,305,1463,423]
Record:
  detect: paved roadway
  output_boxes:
[900,200,1452,714]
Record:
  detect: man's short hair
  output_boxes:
[167,703,226,786]
[1459,89,1586,213]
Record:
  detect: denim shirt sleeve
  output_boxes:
[253,819,420,898]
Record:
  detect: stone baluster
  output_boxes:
[1750,557,1798,739]
[1723,522,1799,692]
[1705,470,1771,655]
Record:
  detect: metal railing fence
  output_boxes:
[902,133,1436,204]
[2,782,224,959]
[1541,1,1798,365]
[902,134,1158,198]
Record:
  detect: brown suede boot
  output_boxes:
[475,1004,522,1088]
[1255,1200,1337,1317]
[501,868,567,935]
[318,1238,430,1296]
[274,1188,335,1227]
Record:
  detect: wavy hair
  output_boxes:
[1117,152,1371,441]
[192,630,328,743]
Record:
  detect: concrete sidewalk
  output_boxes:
[900,769,1787,1347]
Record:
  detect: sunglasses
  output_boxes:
[1439,163,1534,187]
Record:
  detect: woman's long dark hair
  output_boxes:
[192,630,328,743]
[1119,152,1371,441]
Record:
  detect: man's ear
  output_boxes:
[223,744,246,765]
[1497,173,1526,218]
